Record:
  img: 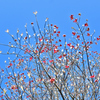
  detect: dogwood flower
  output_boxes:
[5,29,9,33]
[3,88,6,95]
[50,78,55,83]
[33,11,38,15]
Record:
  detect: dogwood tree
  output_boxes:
[0,12,100,100]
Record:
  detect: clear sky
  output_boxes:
[0,0,100,67]
[0,1,100,99]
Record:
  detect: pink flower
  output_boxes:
[27,95,31,98]
[70,15,74,20]
[57,31,60,33]
[50,78,55,83]
[49,60,54,63]
[73,19,77,23]
[90,41,93,44]
[67,43,71,46]
[78,13,81,16]
[63,34,66,37]
[10,63,13,66]
[77,35,80,39]
[60,44,62,46]
[87,28,90,31]
[54,25,57,27]
[11,85,17,90]
[31,22,34,25]
[65,65,69,68]
[56,26,58,29]
[54,49,57,53]
[43,60,46,63]
[0,95,3,97]
[25,37,27,40]
[59,39,61,42]
[21,73,24,75]
[95,79,98,82]
[90,75,95,78]
[58,55,62,59]
[63,54,66,57]
[87,33,90,36]
[56,34,59,37]
[97,38,100,41]
[54,31,56,33]
[39,38,42,42]
[72,32,76,35]
[51,24,53,26]
[84,23,88,27]
[41,49,45,53]
[29,57,33,61]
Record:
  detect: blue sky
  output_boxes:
[0,0,100,99]
[0,0,100,68]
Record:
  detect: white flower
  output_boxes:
[14,73,16,76]
[77,77,80,79]
[20,86,23,91]
[54,29,56,31]
[26,31,28,34]
[77,43,79,46]
[37,34,40,36]
[21,33,23,36]
[17,29,19,33]
[3,88,6,95]
[0,51,2,53]
[71,84,73,86]
[60,73,63,76]
[65,42,67,45]
[11,45,14,47]
[70,47,72,49]
[64,57,66,60]
[28,72,31,78]
[88,85,90,89]
[82,24,84,27]
[33,33,36,36]
[45,18,48,22]
[4,60,6,63]
[29,35,31,38]
[32,87,35,92]
[62,63,64,66]
[75,46,77,49]
[20,77,23,81]
[8,57,10,59]
[33,11,38,15]
[99,73,100,77]
[5,29,9,33]
[61,49,63,52]
[62,69,65,73]
[25,23,27,28]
